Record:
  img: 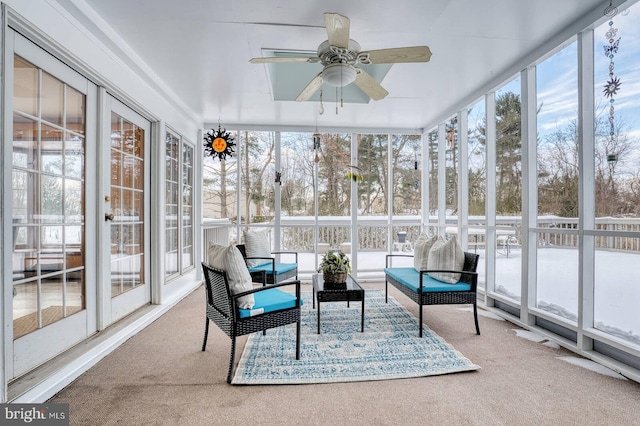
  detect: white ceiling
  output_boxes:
[72,0,610,131]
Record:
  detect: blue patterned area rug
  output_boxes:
[231,290,479,385]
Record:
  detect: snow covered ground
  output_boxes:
[292,246,640,345]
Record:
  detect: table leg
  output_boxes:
[317,301,321,334]
[312,287,315,309]
[361,296,365,332]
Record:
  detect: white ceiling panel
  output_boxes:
[71,0,612,130]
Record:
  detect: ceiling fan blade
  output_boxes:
[354,69,389,101]
[324,13,350,48]
[296,73,324,102]
[364,46,432,64]
[249,56,318,64]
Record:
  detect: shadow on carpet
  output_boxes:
[232,290,480,384]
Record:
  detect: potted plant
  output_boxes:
[318,250,351,284]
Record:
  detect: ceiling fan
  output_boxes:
[249,12,432,102]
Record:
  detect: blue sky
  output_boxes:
[537,3,640,141]
[465,4,640,172]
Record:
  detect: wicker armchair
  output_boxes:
[236,244,298,285]
[201,262,301,383]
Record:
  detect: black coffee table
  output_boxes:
[312,274,364,334]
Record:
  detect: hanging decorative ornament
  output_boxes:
[204,122,236,161]
[312,131,321,163]
[345,165,363,182]
[602,0,621,143]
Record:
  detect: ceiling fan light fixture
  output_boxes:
[322,63,357,87]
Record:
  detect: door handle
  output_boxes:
[105,213,115,221]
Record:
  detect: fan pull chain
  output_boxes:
[340,64,344,109]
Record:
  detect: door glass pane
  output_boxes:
[13,56,38,116]
[41,125,63,174]
[65,133,84,178]
[110,113,145,297]
[41,71,64,127]
[13,114,37,169]
[66,86,85,135]
[12,54,86,339]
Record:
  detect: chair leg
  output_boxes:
[201,318,210,351]
[473,303,481,335]
[227,336,236,384]
[419,305,423,338]
[295,320,301,360]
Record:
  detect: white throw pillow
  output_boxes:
[426,236,465,284]
[243,230,272,267]
[413,234,441,271]
[207,244,255,309]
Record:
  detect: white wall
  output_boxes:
[1,0,204,401]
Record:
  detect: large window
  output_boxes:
[468,99,487,286]
[164,129,194,280]
[357,134,388,217]
[468,100,487,219]
[427,128,439,220]
[202,134,238,221]
[392,135,421,217]
[281,132,315,218]
[593,5,640,345]
[238,131,275,226]
[494,77,522,302]
[445,116,459,218]
[536,41,579,322]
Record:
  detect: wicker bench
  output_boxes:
[384,252,480,337]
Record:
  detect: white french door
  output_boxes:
[99,96,151,326]
[6,32,98,378]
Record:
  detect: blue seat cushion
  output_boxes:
[238,287,302,318]
[247,262,297,275]
[384,267,471,293]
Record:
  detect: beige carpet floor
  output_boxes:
[49,282,640,426]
